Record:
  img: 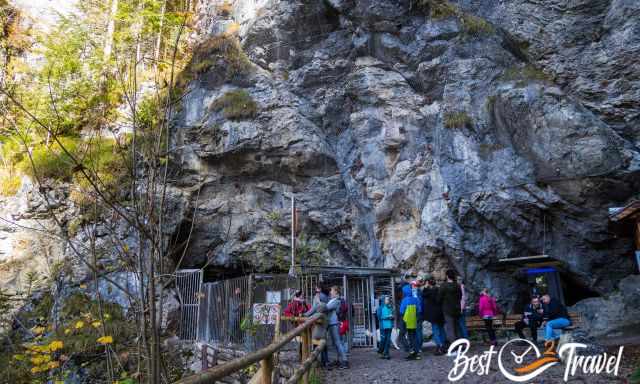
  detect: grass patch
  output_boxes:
[461,13,494,36]
[210,89,257,120]
[418,0,458,19]
[178,34,252,87]
[417,0,494,37]
[443,111,472,129]
[0,172,21,196]
[500,64,550,85]
[18,137,80,181]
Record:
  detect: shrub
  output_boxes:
[0,173,21,196]
[179,35,251,87]
[18,137,80,180]
[443,111,472,128]
[210,89,257,120]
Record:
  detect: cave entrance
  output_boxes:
[560,271,601,306]
[176,265,398,353]
[498,255,601,308]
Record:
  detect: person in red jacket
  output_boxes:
[284,290,310,317]
[478,288,498,346]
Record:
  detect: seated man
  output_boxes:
[541,293,571,345]
[514,296,543,342]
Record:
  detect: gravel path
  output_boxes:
[323,342,638,384]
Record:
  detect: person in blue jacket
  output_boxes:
[400,284,423,360]
[376,295,394,359]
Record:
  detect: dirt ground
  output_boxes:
[323,341,639,384]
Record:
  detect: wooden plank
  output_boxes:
[286,339,326,384]
[174,313,324,384]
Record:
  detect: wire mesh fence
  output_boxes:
[177,268,396,353]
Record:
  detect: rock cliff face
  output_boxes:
[167,0,640,321]
[2,0,638,336]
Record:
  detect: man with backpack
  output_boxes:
[326,286,349,369]
[400,284,423,360]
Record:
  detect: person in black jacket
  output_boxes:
[422,276,447,355]
[438,269,462,344]
[514,296,543,342]
[541,294,571,343]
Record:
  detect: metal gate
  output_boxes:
[176,269,203,340]
[348,277,374,347]
[197,275,251,347]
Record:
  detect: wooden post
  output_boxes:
[260,355,273,384]
[301,328,310,384]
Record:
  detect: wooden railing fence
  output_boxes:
[174,313,326,384]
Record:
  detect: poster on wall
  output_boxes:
[253,303,280,325]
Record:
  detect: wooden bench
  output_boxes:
[465,312,582,338]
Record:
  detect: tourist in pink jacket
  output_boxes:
[478,288,498,345]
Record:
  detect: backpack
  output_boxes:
[337,298,349,321]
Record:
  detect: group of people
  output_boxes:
[389,269,475,360]
[284,285,350,370]
[380,269,572,360]
[283,270,573,367]
[514,293,572,345]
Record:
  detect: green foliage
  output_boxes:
[443,111,472,128]
[18,137,80,180]
[631,366,640,384]
[210,89,258,120]
[500,64,550,85]
[0,136,25,167]
[418,0,493,37]
[418,0,458,19]
[0,173,21,196]
[266,211,281,222]
[460,13,494,36]
[179,34,251,87]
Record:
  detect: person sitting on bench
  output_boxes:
[514,296,543,342]
[541,294,571,345]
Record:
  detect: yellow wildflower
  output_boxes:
[31,326,45,335]
[75,320,85,329]
[91,321,102,328]
[30,366,41,374]
[49,340,64,351]
[47,361,60,370]
[79,284,87,289]
[96,335,113,345]
[64,328,72,335]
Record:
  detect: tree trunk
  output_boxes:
[103,0,119,61]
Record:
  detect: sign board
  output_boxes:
[253,303,280,325]
[266,290,281,304]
